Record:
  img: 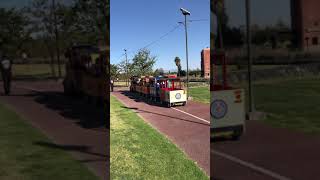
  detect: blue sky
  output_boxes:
[0,0,31,8]
[111,0,210,71]
[0,0,72,9]
[2,0,292,71]
[225,0,291,27]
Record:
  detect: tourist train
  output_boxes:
[130,75,187,107]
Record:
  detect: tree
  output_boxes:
[118,59,132,81]
[213,0,244,48]
[174,57,182,76]
[28,0,72,78]
[0,8,32,57]
[154,68,164,76]
[73,0,109,45]
[180,70,186,77]
[131,49,156,76]
[190,68,201,77]
[110,64,119,79]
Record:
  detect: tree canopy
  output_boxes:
[0,8,31,57]
[131,49,156,77]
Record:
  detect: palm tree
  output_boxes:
[174,56,182,76]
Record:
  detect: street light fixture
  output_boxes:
[180,8,190,16]
[180,7,191,100]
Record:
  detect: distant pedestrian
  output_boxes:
[22,52,28,63]
[0,55,12,95]
[110,79,114,92]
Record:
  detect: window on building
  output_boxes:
[312,37,318,45]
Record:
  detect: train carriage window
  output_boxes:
[167,80,172,88]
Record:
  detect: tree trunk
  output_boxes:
[52,0,62,78]
[44,38,56,78]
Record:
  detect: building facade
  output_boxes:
[291,0,320,51]
[201,48,210,78]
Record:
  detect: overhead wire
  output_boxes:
[113,23,183,64]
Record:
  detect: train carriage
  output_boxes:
[149,76,164,101]
[141,76,153,97]
[130,76,140,92]
[136,78,143,94]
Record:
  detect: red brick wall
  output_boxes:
[293,0,320,50]
[201,48,210,78]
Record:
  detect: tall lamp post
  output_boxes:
[124,49,128,86]
[245,0,255,114]
[180,8,191,100]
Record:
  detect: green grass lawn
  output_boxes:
[11,64,65,79]
[215,65,286,74]
[190,75,320,134]
[251,76,320,134]
[110,96,208,180]
[0,102,98,180]
[113,81,128,87]
[189,86,210,104]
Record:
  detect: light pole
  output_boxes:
[245,0,255,114]
[180,8,191,100]
[124,49,128,86]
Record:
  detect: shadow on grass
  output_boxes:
[34,141,108,160]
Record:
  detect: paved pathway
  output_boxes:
[212,121,320,180]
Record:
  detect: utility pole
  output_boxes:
[246,0,255,113]
[180,8,191,100]
[124,49,128,86]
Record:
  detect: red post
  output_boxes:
[222,52,227,89]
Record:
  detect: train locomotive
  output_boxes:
[63,45,108,104]
[211,0,245,139]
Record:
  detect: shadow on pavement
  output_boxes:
[0,86,110,131]
[120,106,209,126]
[119,90,168,108]
[5,87,109,129]
[211,136,240,143]
[34,91,108,129]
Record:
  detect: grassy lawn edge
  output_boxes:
[0,100,98,180]
[110,95,209,179]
